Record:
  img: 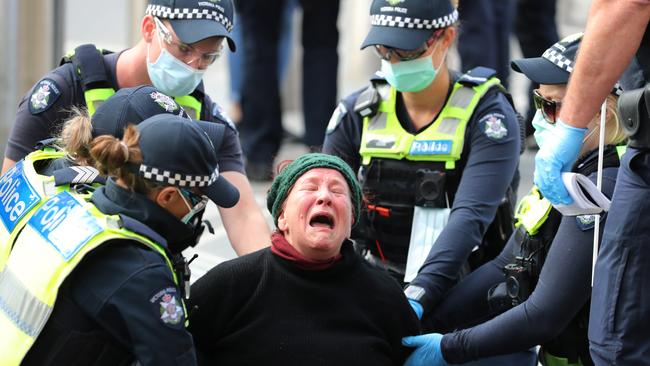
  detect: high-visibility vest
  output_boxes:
[359,76,501,170]
[0,149,66,271]
[0,191,179,365]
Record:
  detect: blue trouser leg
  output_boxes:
[589,148,650,365]
[299,0,340,148]
[228,2,295,104]
[514,0,558,135]
[457,0,513,87]
[236,0,284,166]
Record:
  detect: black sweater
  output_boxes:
[188,242,420,365]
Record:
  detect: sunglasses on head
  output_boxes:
[533,89,562,124]
[373,29,444,62]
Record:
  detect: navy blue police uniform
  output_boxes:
[589,25,650,366]
[22,179,197,366]
[323,68,521,311]
[5,47,244,175]
[15,114,240,366]
[430,147,619,366]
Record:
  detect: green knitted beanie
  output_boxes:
[267,153,362,227]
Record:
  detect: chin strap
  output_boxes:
[592,100,608,286]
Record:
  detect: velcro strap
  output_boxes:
[72,44,110,90]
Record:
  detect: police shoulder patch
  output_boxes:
[150,286,185,329]
[479,112,508,142]
[212,103,236,131]
[29,78,62,115]
[576,214,597,231]
[326,102,348,135]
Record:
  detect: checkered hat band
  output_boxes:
[370,9,458,30]
[146,4,233,32]
[543,48,623,96]
[139,164,219,187]
[542,48,574,74]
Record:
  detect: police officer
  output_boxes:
[323,0,521,319]
[529,1,650,364]
[401,34,627,366]
[3,0,270,255]
[0,86,204,272]
[0,114,239,365]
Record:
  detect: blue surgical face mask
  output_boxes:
[147,43,205,97]
[380,43,446,93]
[532,110,556,149]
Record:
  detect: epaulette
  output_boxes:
[34,138,63,152]
[59,44,113,91]
[457,66,498,87]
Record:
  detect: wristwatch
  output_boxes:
[404,285,426,302]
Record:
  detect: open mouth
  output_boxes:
[309,213,334,229]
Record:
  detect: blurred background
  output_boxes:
[0,0,592,278]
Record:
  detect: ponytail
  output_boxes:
[90,125,151,192]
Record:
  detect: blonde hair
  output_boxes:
[601,94,627,146]
[60,107,94,165]
[89,125,159,194]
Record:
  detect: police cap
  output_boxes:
[146,0,236,51]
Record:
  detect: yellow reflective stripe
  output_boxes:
[0,267,51,337]
[84,88,115,116]
[617,145,627,158]
[174,95,202,120]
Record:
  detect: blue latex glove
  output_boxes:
[408,299,423,320]
[533,119,586,205]
[402,333,448,366]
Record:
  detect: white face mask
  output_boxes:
[146,37,205,96]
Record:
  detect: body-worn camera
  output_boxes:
[504,262,533,305]
[414,169,447,207]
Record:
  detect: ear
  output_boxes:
[155,186,178,209]
[277,210,288,232]
[141,14,156,42]
[441,27,457,49]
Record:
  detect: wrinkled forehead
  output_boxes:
[294,168,349,187]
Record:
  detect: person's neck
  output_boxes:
[116,40,152,89]
[400,67,450,131]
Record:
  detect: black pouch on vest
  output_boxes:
[618,84,650,149]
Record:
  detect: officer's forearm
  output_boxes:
[560,0,650,128]
[218,171,271,255]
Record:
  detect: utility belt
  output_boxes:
[618,84,650,149]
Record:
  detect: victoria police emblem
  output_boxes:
[150,91,180,113]
[29,79,62,115]
[151,287,184,328]
[481,113,508,141]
